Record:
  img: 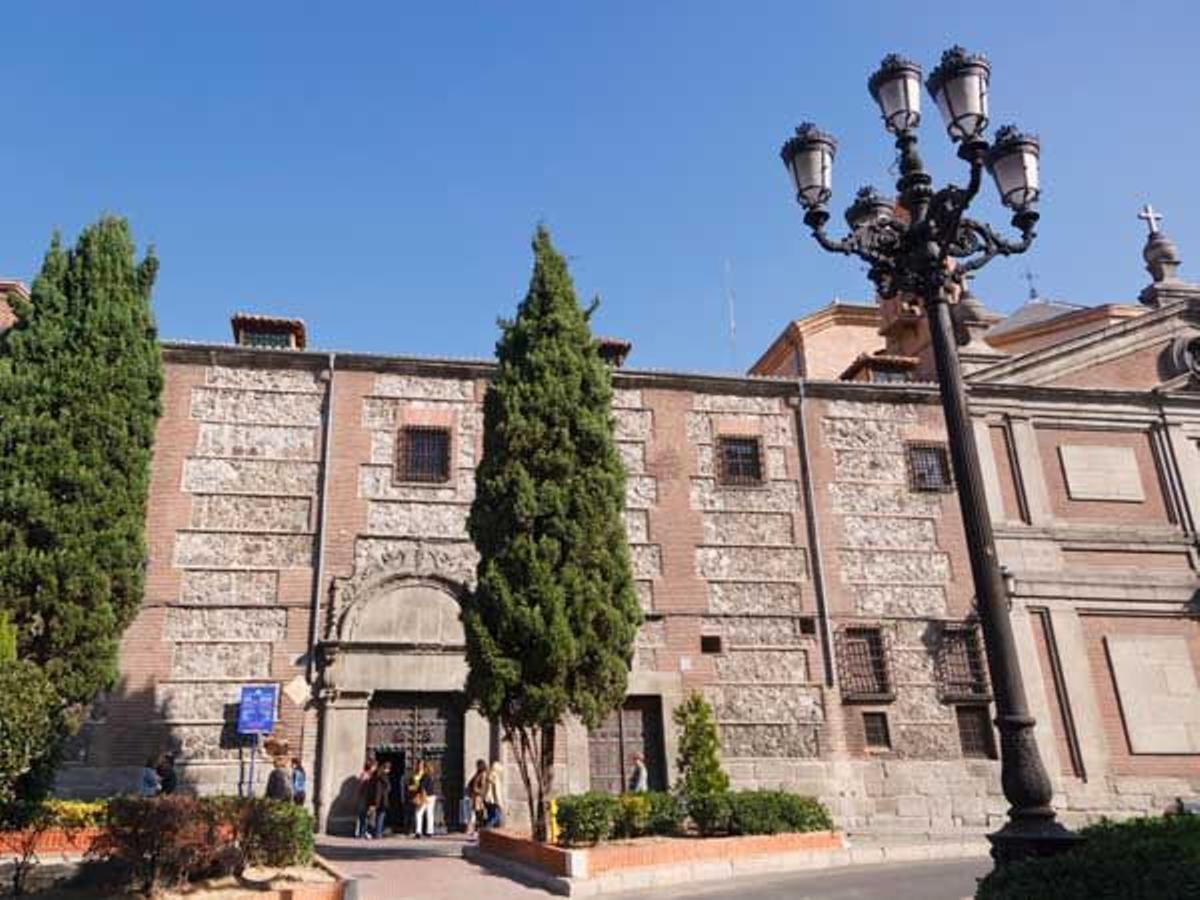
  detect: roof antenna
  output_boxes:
[723,259,738,370]
[1022,265,1039,301]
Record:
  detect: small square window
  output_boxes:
[956,705,997,759]
[871,368,910,384]
[938,626,990,700]
[700,635,722,654]
[863,712,892,750]
[839,627,893,701]
[717,436,764,486]
[907,442,954,492]
[799,617,817,636]
[397,426,451,483]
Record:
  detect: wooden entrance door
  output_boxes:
[367,692,464,825]
[588,696,667,794]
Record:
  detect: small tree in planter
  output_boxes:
[673,692,730,834]
[463,227,641,841]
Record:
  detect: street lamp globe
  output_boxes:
[780,123,837,209]
[926,46,991,142]
[987,126,1041,210]
[868,54,922,134]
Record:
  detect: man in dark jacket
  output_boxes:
[266,757,293,802]
[368,761,392,838]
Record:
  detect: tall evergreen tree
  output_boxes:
[464,227,641,839]
[0,217,162,712]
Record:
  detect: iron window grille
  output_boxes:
[862,712,892,750]
[717,436,764,486]
[906,441,954,492]
[871,367,911,384]
[838,626,893,702]
[956,704,997,759]
[937,625,991,701]
[396,426,452,483]
[242,330,292,349]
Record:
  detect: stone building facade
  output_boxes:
[37,226,1200,837]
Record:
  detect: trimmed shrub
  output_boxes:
[645,791,685,837]
[976,815,1200,900]
[241,798,314,867]
[613,793,651,839]
[92,795,211,893]
[43,799,106,830]
[556,792,620,846]
[727,791,833,836]
[687,792,733,837]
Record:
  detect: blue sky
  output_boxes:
[2,2,1197,372]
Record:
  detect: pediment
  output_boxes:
[968,301,1200,393]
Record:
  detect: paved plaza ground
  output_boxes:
[315,834,989,899]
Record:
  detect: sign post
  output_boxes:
[237,684,278,797]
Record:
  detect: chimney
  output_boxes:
[230,313,308,350]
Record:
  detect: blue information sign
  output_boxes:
[237,684,278,735]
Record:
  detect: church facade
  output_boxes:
[45,227,1200,835]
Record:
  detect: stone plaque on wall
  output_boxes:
[1107,634,1200,753]
[1058,445,1144,502]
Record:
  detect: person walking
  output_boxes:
[266,757,293,801]
[484,760,504,828]
[157,753,178,795]
[628,753,648,793]
[140,757,161,796]
[413,761,437,838]
[355,758,377,838]
[465,759,488,836]
[291,758,307,805]
[368,761,392,839]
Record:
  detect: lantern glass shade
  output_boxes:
[988,128,1040,210]
[869,56,922,133]
[781,125,836,209]
[927,48,991,142]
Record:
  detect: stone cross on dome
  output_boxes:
[1139,203,1163,235]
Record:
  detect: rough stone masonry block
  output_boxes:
[614,408,653,442]
[196,423,316,460]
[825,400,917,422]
[636,619,667,647]
[191,388,323,426]
[821,418,905,451]
[894,723,960,759]
[690,479,800,513]
[174,532,313,569]
[707,684,823,724]
[704,616,808,646]
[715,649,809,684]
[372,374,474,401]
[635,581,654,612]
[829,482,940,516]
[172,643,272,679]
[165,608,286,642]
[708,582,801,615]
[617,441,646,474]
[693,394,781,414]
[206,367,321,392]
[630,544,663,578]
[833,449,907,483]
[612,388,643,409]
[854,585,946,617]
[623,510,649,543]
[685,413,713,444]
[367,501,469,539]
[180,570,279,606]
[183,458,319,495]
[155,681,242,722]
[359,466,474,503]
[696,546,806,580]
[171,724,242,761]
[839,549,949,584]
[191,495,311,532]
[625,475,658,509]
[721,724,821,758]
[703,512,795,546]
[353,538,478,584]
[841,516,935,549]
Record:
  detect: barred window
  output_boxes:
[956,705,997,759]
[243,329,292,348]
[717,436,763,486]
[907,442,953,492]
[839,627,892,701]
[871,367,910,384]
[863,712,892,750]
[938,626,990,700]
[396,426,451,483]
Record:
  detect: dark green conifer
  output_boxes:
[673,692,730,798]
[0,217,162,710]
[464,227,641,839]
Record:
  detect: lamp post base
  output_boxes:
[987,815,1084,866]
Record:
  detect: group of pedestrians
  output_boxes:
[354,756,504,840]
[139,753,179,796]
[265,756,308,804]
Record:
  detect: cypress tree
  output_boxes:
[0,217,162,711]
[464,227,642,839]
[673,692,730,799]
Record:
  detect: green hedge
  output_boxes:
[976,815,1200,900]
[555,790,831,844]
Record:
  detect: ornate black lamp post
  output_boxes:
[781,47,1078,864]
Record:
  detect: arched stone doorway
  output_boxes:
[314,570,489,834]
